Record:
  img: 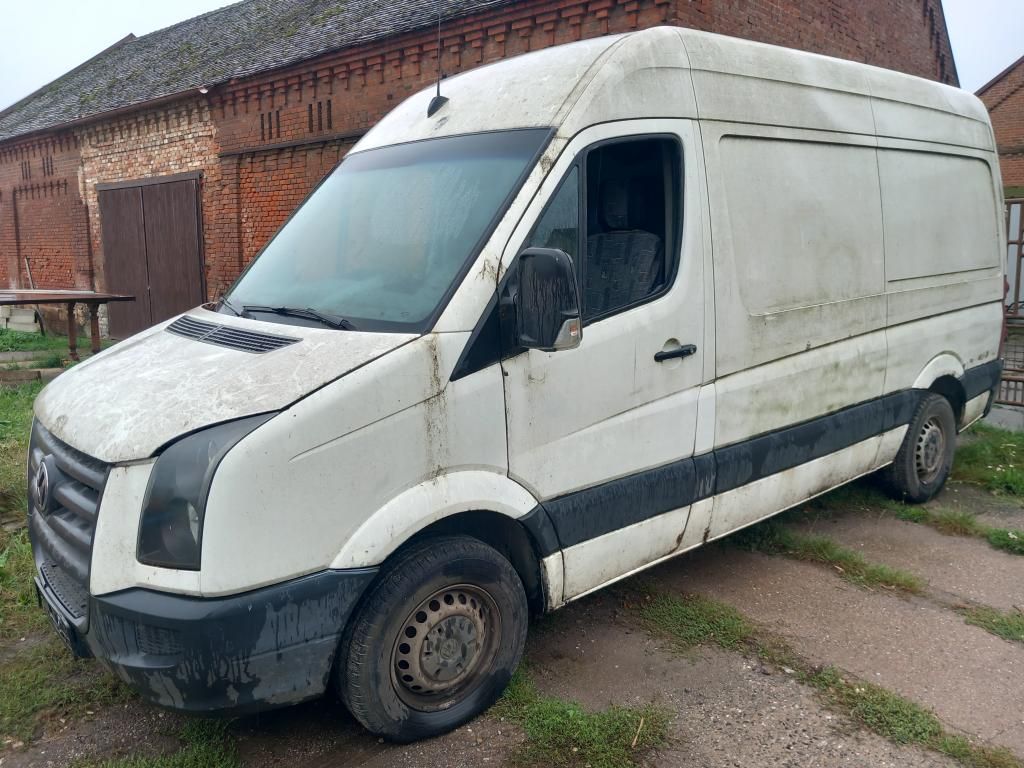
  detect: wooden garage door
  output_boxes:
[98,173,204,338]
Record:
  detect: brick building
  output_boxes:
[0,0,959,337]
[978,54,1024,197]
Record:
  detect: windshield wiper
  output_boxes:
[218,295,248,318]
[242,305,358,330]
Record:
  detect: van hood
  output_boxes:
[34,308,415,463]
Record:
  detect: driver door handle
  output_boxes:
[654,343,697,363]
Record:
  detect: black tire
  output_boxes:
[337,535,528,742]
[883,392,957,503]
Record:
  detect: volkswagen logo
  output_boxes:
[32,461,49,512]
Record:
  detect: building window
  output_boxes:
[41,155,54,176]
[20,160,31,181]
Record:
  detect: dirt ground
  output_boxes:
[5,479,1023,767]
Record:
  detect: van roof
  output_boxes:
[356,26,992,153]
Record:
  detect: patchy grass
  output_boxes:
[494,669,669,768]
[731,521,925,593]
[637,592,1020,768]
[0,528,47,639]
[638,592,753,651]
[0,380,41,519]
[891,504,1024,558]
[0,328,99,355]
[953,424,1024,496]
[809,666,940,744]
[82,720,239,768]
[35,351,66,370]
[961,606,1024,647]
[0,638,128,742]
[986,528,1024,556]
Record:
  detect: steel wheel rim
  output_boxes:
[915,416,945,484]
[391,583,501,711]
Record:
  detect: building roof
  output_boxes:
[0,0,515,143]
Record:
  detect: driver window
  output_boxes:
[525,137,680,325]
[527,167,580,263]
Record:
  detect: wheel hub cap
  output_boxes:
[392,585,500,710]
[915,416,945,482]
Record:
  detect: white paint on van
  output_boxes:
[35,28,1004,614]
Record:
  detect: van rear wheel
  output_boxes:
[883,392,956,503]
[337,535,528,742]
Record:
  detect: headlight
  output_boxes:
[137,414,273,570]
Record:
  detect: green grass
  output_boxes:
[0,638,128,742]
[986,528,1024,555]
[953,424,1024,496]
[961,606,1024,646]
[82,721,239,768]
[0,380,42,518]
[891,504,1024,558]
[637,592,1020,768]
[638,592,754,651]
[0,528,47,639]
[731,521,925,593]
[0,328,99,354]
[494,670,669,768]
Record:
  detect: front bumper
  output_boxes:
[40,568,377,714]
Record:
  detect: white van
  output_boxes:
[28,27,1004,741]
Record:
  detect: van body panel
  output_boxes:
[329,470,541,570]
[199,332,509,595]
[883,303,1003,396]
[500,120,706,502]
[351,35,622,153]
[707,429,905,541]
[34,307,415,463]
[713,331,888,450]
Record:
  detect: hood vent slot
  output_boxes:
[167,315,300,354]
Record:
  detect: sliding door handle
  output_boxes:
[654,343,697,363]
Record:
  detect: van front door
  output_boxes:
[501,121,712,601]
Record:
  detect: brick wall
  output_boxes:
[0,135,88,289]
[979,57,1024,193]
[77,99,221,293]
[0,0,963,326]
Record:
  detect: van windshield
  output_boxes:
[225,129,549,332]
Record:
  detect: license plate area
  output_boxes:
[35,579,91,658]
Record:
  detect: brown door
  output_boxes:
[98,175,204,338]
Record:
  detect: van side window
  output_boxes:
[583,138,680,322]
[528,167,580,263]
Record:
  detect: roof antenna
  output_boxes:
[427,0,449,117]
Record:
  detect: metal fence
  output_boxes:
[1001,199,1024,407]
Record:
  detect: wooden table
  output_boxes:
[0,291,135,361]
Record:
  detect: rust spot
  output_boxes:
[702,521,712,544]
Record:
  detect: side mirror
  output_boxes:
[515,247,582,351]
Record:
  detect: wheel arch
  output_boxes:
[911,353,967,424]
[330,471,557,613]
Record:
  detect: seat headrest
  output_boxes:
[601,179,630,230]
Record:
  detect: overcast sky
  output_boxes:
[0,0,1020,113]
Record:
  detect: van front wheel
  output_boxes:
[883,392,956,503]
[338,535,528,742]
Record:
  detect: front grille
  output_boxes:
[28,420,109,628]
[166,315,300,354]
